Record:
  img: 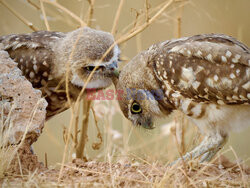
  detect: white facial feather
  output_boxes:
[108,44,120,64]
[71,74,112,89]
[86,79,112,89]
[71,74,84,87]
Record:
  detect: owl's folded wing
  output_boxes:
[0,31,64,88]
[153,34,250,105]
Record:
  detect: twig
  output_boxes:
[73,102,81,149]
[58,28,85,181]
[0,0,38,31]
[179,167,198,188]
[117,0,174,44]
[61,164,152,184]
[58,110,75,182]
[91,107,103,150]
[171,124,188,174]
[85,0,95,27]
[16,152,23,177]
[44,152,48,168]
[74,0,96,160]
[129,153,162,173]
[131,8,141,32]
[76,98,91,158]
[177,17,181,38]
[40,0,50,31]
[229,146,247,187]
[72,0,96,161]
[42,0,86,27]
[79,0,85,20]
[145,0,150,22]
[176,0,184,38]
[111,0,125,35]
[135,33,142,53]
[175,112,185,155]
[119,0,176,39]
[27,0,40,10]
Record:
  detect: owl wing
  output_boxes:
[0,31,65,88]
[152,34,250,105]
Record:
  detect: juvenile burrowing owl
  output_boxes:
[0,27,120,119]
[115,34,250,162]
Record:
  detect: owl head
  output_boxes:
[57,27,120,89]
[115,51,169,129]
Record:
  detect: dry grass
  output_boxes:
[0,115,18,178]
[0,0,249,187]
[1,154,249,187]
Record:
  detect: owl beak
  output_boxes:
[104,61,120,78]
[138,119,155,130]
[142,122,155,129]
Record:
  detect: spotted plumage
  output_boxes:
[115,34,250,162]
[0,27,120,119]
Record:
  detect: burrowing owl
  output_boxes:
[115,34,250,162]
[0,27,120,119]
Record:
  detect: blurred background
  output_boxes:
[0,0,249,167]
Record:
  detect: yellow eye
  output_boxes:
[131,102,142,114]
[84,65,104,72]
[85,66,95,71]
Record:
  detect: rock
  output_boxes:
[0,49,47,145]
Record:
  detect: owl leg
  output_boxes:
[173,132,228,164]
[200,135,228,162]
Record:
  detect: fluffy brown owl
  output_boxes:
[0,27,120,119]
[115,34,250,162]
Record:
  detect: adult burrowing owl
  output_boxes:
[115,34,250,162]
[0,27,120,119]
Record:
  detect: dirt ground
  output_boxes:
[1,145,249,187]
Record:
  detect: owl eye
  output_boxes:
[84,65,105,72]
[85,66,95,71]
[131,102,142,114]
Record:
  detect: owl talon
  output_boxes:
[200,150,216,162]
[170,133,228,165]
[200,135,228,162]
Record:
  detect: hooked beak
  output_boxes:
[137,118,155,130]
[84,61,120,78]
[104,61,120,78]
[142,123,155,130]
